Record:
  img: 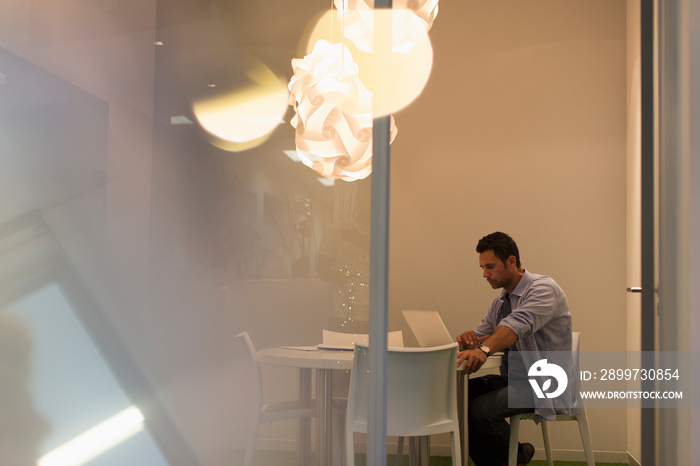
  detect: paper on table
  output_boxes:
[316,344,355,350]
[280,346,319,351]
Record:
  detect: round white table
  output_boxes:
[257,346,500,466]
[257,347,354,466]
[257,347,354,370]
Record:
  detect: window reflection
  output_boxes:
[4,283,168,466]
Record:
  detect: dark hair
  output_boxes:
[476,232,521,268]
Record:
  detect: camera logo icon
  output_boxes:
[528,359,568,399]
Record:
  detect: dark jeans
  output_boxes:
[468,374,534,466]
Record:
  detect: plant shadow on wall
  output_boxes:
[262,193,318,279]
[316,181,371,325]
[216,159,320,281]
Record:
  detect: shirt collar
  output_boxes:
[510,269,531,298]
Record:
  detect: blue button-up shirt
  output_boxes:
[474,270,576,420]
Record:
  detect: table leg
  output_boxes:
[421,436,430,466]
[316,368,333,466]
[405,436,431,466]
[299,368,312,465]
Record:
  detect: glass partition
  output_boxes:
[0,1,633,465]
[0,1,377,464]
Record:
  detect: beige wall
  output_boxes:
[388,0,629,462]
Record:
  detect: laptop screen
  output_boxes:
[402,309,455,347]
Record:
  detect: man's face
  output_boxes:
[479,250,514,289]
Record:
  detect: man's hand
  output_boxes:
[456,348,488,374]
[457,330,490,350]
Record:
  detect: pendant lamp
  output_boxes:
[333,0,439,53]
[288,39,398,181]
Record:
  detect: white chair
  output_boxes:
[508,332,594,466]
[236,331,317,466]
[322,329,404,465]
[346,342,462,466]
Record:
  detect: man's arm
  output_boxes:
[457,325,518,373]
[500,281,562,340]
[480,325,518,353]
[457,298,501,349]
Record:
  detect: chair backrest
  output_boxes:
[347,342,459,435]
[322,330,405,348]
[236,331,263,409]
[571,332,582,409]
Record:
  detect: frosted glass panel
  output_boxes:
[0,1,373,463]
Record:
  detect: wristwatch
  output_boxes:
[479,345,492,357]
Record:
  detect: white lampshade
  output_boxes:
[333,0,438,54]
[307,9,433,117]
[288,40,397,181]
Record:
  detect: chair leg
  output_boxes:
[508,416,521,466]
[396,437,404,466]
[346,430,355,466]
[409,437,418,466]
[541,420,553,466]
[419,436,430,466]
[333,405,347,466]
[243,414,260,466]
[451,430,462,466]
[576,411,596,466]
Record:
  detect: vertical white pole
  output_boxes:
[368,1,391,465]
[657,0,700,464]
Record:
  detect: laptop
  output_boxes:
[317,329,405,350]
[402,309,455,347]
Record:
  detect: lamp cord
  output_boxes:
[331,0,347,72]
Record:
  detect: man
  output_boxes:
[457,232,573,466]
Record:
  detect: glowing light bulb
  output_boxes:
[192,61,288,151]
[307,8,433,117]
